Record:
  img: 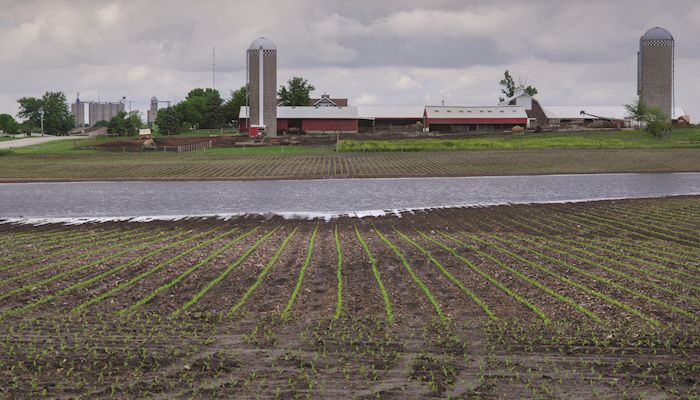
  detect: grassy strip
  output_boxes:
[375,226,445,321]
[281,225,318,320]
[444,231,601,323]
[0,227,136,273]
[394,227,496,320]
[0,229,204,319]
[120,226,260,316]
[0,230,178,303]
[337,129,700,152]
[355,225,393,323]
[73,227,240,312]
[417,230,550,325]
[333,225,343,320]
[0,228,153,286]
[228,227,299,317]
[505,233,696,322]
[173,228,279,317]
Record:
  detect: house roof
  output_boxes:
[498,87,532,106]
[424,106,528,119]
[357,106,425,119]
[240,106,358,119]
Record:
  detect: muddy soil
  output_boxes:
[0,197,698,398]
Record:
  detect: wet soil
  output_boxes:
[0,197,698,398]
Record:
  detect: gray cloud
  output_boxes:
[0,0,698,119]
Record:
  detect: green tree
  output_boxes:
[223,86,247,126]
[155,107,183,135]
[278,77,315,106]
[201,91,224,129]
[93,120,110,128]
[499,70,537,102]
[107,111,142,136]
[0,114,19,134]
[625,100,668,137]
[16,92,74,135]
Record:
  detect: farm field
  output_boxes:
[0,196,698,398]
[1,148,700,182]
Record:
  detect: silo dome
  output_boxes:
[248,37,276,50]
[641,27,673,41]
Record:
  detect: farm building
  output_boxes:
[357,106,425,133]
[542,106,688,128]
[499,88,548,128]
[240,106,359,134]
[423,106,529,132]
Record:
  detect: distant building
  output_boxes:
[88,102,125,127]
[499,87,548,128]
[423,106,528,132]
[638,27,674,120]
[308,94,349,107]
[70,93,86,127]
[240,106,358,134]
[147,96,158,125]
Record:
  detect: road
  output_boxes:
[0,135,79,150]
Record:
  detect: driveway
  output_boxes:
[0,135,80,150]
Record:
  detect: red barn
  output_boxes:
[240,106,358,134]
[423,106,529,132]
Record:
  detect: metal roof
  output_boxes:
[248,37,276,50]
[240,106,358,119]
[424,106,527,119]
[641,27,673,41]
[357,106,425,119]
[543,105,687,120]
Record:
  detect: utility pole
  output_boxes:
[40,109,44,136]
[212,45,216,91]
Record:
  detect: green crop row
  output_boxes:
[0,226,142,274]
[120,226,260,316]
[174,227,280,317]
[416,230,550,325]
[73,227,241,313]
[281,225,318,320]
[375,226,445,321]
[0,228,205,319]
[509,233,695,322]
[0,228,155,286]
[355,225,393,323]
[448,232,601,323]
[394,227,496,321]
[228,227,299,317]
[0,229,179,304]
[334,225,343,320]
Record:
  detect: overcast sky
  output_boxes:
[1,0,698,120]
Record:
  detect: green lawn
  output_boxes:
[338,128,700,152]
[6,137,112,155]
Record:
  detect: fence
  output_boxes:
[176,140,213,153]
